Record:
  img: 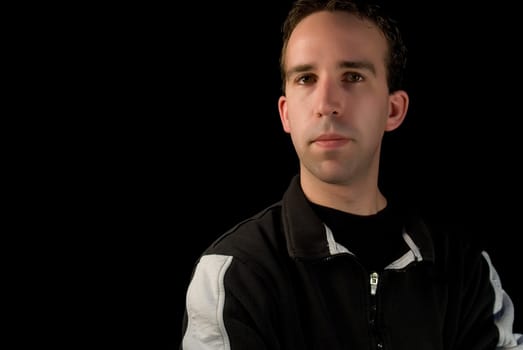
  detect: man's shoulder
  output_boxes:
[203,201,285,257]
[406,206,486,266]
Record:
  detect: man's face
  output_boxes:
[278,10,405,187]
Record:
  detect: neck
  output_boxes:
[300,172,387,216]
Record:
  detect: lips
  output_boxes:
[313,133,350,148]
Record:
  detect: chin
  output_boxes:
[311,167,354,185]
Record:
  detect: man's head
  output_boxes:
[277,0,409,193]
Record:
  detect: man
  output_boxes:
[180,0,522,348]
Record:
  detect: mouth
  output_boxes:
[312,134,350,148]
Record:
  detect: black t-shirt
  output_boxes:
[309,201,409,272]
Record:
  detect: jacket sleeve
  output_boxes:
[449,247,522,350]
[481,252,523,350]
[180,254,279,350]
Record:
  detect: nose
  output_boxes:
[314,77,343,118]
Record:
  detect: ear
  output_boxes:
[385,90,409,132]
[278,95,291,133]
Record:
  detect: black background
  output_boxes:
[78,1,522,348]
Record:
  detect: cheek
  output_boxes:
[296,124,316,154]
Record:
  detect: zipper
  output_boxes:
[369,271,384,349]
[370,272,379,295]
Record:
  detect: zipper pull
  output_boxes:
[370,272,379,295]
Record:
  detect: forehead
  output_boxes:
[285,11,388,70]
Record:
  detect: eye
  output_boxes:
[296,74,316,85]
[344,72,364,83]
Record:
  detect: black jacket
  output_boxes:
[180,175,522,349]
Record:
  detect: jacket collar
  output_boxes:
[281,175,435,263]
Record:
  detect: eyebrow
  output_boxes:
[286,60,376,78]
